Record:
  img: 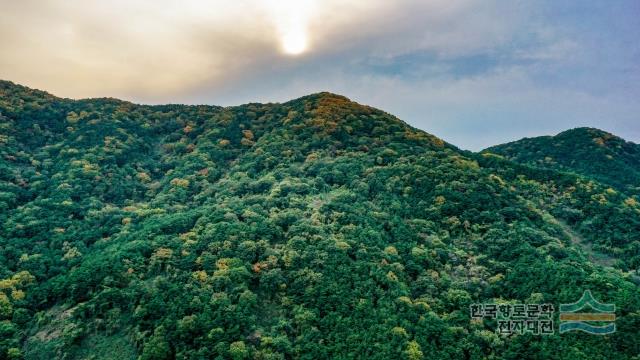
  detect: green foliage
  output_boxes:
[141,326,171,360]
[0,81,638,359]
[485,127,640,194]
[484,128,640,269]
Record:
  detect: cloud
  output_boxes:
[0,0,526,99]
[0,0,638,149]
[0,0,275,97]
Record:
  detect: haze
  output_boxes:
[1,0,638,150]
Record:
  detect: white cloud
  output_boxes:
[1,0,637,148]
[0,0,525,99]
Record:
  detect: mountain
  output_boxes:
[0,80,639,359]
[484,127,640,195]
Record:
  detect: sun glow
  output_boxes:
[264,0,316,55]
[282,31,307,55]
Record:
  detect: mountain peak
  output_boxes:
[282,91,355,110]
[486,127,640,193]
[557,127,618,140]
[294,91,351,102]
[0,79,57,101]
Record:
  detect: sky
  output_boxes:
[1,0,638,150]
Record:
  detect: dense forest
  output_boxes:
[485,128,640,195]
[0,80,638,359]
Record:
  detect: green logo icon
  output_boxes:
[559,290,615,335]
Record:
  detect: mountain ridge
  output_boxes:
[0,81,638,359]
[3,78,633,155]
[485,126,640,194]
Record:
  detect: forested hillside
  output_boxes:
[485,128,640,195]
[0,80,639,359]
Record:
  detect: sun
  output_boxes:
[281,27,308,55]
[264,0,315,56]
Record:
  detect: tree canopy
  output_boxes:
[0,80,638,359]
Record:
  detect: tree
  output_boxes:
[404,341,424,360]
[140,326,171,360]
[229,341,248,360]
